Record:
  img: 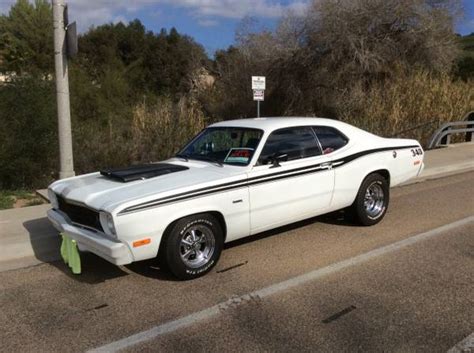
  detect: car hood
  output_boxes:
[49,160,245,214]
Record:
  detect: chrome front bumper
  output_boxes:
[47,209,133,265]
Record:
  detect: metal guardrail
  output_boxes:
[427,112,474,150]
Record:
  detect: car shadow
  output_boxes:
[126,210,360,281]
[22,210,358,283]
[49,253,129,284]
[23,218,128,284]
[224,209,357,250]
[317,209,359,227]
[23,217,62,263]
[125,259,180,282]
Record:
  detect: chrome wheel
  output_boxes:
[179,225,215,268]
[364,182,385,218]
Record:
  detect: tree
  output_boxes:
[0,0,53,75]
[78,20,209,96]
[211,0,464,117]
[304,0,461,78]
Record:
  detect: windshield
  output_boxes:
[177,127,264,166]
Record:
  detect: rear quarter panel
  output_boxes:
[389,141,424,186]
[330,138,423,210]
[331,151,392,210]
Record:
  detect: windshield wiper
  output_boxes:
[175,153,189,162]
[189,154,223,167]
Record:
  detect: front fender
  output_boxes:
[115,186,250,260]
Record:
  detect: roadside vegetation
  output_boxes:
[0,190,45,210]
[0,0,473,195]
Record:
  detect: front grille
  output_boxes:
[57,195,103,232]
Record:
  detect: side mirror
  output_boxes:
[270,153,288,168]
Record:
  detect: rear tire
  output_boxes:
[160,214,223,280]
[350,173,389,226]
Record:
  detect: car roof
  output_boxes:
[209,117,357,133]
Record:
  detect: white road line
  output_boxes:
[447,332,474,353]
[88,216,474,353]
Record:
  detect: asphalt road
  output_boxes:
[1,172,473,353]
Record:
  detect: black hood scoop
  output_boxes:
[100,163,189,182]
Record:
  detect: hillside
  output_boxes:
[459,33,474,58]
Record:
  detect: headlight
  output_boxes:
[100,212,117,237]
[48,189,58,209]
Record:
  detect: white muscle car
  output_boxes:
[47,117,424,279]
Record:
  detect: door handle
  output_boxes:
[320,162,333,170]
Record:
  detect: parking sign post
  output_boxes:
[252,76,265,118]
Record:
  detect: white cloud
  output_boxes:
[0,1,13,14]
[168,0,309,19]
[286,1,309,16]
[197,18,219,27]
[112,15,128,25]
[66,1,152,31]
[0,0,310,30]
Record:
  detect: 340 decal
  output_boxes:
[411,148,423,157]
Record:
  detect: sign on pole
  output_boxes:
[252,76,265,118]
[252,76,266,90]
[66,21,78,58]
[253,89,264,101]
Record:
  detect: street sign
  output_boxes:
[253,89,264,101]
[252,76,265,118]
[66,22,78,58]
[252,76,266,90]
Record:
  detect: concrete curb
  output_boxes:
[401,162,474,186]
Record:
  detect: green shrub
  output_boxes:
[0,77,57,189]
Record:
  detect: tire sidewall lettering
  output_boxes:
[185,259,215,275]
[179,219,213,236]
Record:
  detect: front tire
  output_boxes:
[161,214,223,280]
[350,173,389,226]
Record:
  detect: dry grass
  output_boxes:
[71,72,472,176]
[336,71,474,145]
[131,96,206,162]
[72,96,207,174]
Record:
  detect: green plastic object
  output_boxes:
[60,234,82,274]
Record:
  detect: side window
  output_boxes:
[258,127,322,165]
[313,126,348,154]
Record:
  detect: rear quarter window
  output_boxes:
[313,126,348,154]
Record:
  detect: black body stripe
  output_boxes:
[119,145,418,215]
[122,166,327,212]
[332,145,417,165]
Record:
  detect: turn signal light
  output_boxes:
[133,238,151,247]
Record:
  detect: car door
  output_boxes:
[248,126,335,234]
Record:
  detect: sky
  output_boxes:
[0,0,473,55]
